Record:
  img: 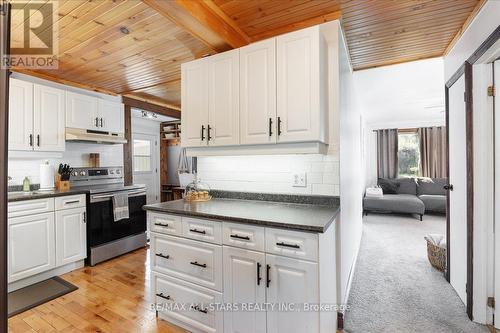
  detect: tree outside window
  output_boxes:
[398,131,420,177]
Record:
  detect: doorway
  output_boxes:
[132,133,159,204]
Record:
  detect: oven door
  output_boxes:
[87,189,146,248]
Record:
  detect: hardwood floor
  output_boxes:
[8,247,188,333]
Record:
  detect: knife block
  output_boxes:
[55,174,70,191]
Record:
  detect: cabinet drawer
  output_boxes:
[265,228,318,262]
[151,233,222,291]
[55,194,86,210]
[148,212,182,236]
[182,217,222,245]
[8,198,54,218]
[153,272,223,333]
[222,222,265,252]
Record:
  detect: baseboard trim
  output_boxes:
[8,260,84,292]
[340,231,362,323]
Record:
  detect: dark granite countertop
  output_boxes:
[8,188,90,202]
[143,196,340,233]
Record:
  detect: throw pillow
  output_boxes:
[378,178,400,194]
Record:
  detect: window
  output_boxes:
[398,131,420,177]
[133,139,151,172]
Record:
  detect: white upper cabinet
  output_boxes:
[181,57,209,147]
[208,49,240,146]
[66,91,98,130]
[240,39,277,145]
[181,23,333,152]
[8,78,33,151]
[277,26,326,143]
[98,99,124,133]
[66,92,124,133]
[33,84,66,151]
[8,78,65,152]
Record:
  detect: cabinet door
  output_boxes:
[277,26,322,143]
[181,58,208,147]
[8,212,55,282]
[65,91,98,130]
[98,99,124,133]
[33,84,65,151]
[240,38,277,145]
[8,78,33,151]
[223,246,266,333]
[55,207,86,266]
[266,254,319,333]
[208,49,239,146]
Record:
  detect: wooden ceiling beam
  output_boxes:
[11,68,118,96]
[122,95,181,118]
[142,0,250,53]
[119,78,180,94]
[250,10,342,42]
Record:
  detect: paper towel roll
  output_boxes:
[39,161,55,191]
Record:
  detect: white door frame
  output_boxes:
[132,131,160,204]
[469,40,500,325]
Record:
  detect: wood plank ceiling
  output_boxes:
[10,0,482,109]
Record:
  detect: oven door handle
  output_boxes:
[90,190,146,202]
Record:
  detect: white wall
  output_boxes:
[8,142,123,186]
[444,0,500,81]
[353,58,446,186]
[337,28,363,306]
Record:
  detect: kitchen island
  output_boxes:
[143,192,340,333]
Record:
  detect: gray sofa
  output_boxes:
[363,177,447,220]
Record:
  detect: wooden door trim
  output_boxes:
[464,61,474,320]
[0,2,10,332]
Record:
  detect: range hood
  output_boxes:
[65,127,127,144]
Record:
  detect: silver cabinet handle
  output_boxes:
[64,200,80,205]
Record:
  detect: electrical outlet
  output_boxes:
[292,172,307,187]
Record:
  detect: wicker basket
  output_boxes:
[426,239,447,272]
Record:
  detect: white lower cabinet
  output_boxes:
[223,246,266,333]
[151,233,223,291]
[55,206,86,266]
[265,254,319,333]
[149,214,336,333]
[8,212,55,283]
[7,195,87,286]
[153,272,223,333]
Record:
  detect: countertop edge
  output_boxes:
[143,204,340,233]
[7,189,90,202]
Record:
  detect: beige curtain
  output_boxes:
[376,129,399,178]
[418,126,447,178]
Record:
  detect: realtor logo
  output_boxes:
[2,0,58,69]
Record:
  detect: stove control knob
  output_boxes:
[110,170,114,174]
[80,171,86,176]
[72,171,78,176]
[116,169,121,174]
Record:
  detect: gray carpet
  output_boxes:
[344,213,488,333]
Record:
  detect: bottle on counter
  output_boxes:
[22,176,31,192]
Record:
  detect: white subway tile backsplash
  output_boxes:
[197,154,340,196]
[8,142,123,186]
